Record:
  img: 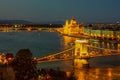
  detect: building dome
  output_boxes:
[70,17,77,25]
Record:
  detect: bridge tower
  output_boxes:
[74,40,89,68]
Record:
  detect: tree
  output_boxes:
[10,49,38,80]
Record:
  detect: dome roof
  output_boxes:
[70,17,77,25]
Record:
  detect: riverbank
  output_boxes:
[0,64,76,80]
[37,68,76,80]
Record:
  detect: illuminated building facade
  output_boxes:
[84,24,120,40]
[63,18,84,35]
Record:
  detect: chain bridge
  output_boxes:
[35,39,120,68]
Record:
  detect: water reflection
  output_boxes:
[73,67,120,80]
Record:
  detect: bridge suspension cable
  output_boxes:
[36,46,75,61]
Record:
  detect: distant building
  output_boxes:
[84,24,120,40]
[63,17,84,35]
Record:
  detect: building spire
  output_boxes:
[65,19,69,26]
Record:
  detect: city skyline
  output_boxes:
[0,0,120,23]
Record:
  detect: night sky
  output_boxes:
[0,0,120,23]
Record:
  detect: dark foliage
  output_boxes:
[10,49,38,80]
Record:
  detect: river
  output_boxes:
[0,31,62,57]
[0,31,120,80]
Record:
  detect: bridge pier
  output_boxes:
[74,40,89,68]
[74,59,89,68]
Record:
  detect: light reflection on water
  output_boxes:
[38,56,120,80]
[73,55,120,80]
[37,58,120,80]
[74,67,120,80]
[37,59,120,80]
